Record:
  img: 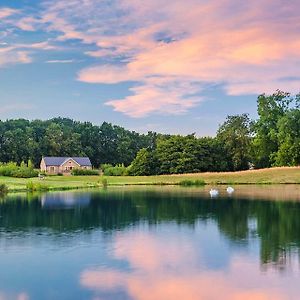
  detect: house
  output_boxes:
[40,157,92,174]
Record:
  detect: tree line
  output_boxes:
[0,90,299,174]
[129,90,300,175]
[0,118,155,167]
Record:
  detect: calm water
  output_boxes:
[0,186,300,300]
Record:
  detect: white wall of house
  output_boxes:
[46,166,60,174]
[60,159,81,173]
[40,158,46,172]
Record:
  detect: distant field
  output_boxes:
[1,166,300,192]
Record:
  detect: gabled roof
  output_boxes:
[43,157,92,167]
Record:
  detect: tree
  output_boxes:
[42,123,64,156]
[217,114,253,171]
[253,90,294,168]
[0,118,154,167]
[129,148,158,175]
[275,109,300,166]
[155,135,200,174]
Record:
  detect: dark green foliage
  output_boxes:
[102,164,128,176]
[128,148,159,176]
[253,91,298,168]
[2,91,300,176]
[129,135,231,175]
[0,162,38,178]
[71,169,99,176]
[275,109,300,166]
[0,118,154,167]
[217,114,253,171]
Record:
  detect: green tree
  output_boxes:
[275,109,300,166]
[129,148,158,175]
[253,90,294,168]
[155,135,199,174]
[217,114,253,170]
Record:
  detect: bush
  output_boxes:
[100,164,113,172]
[102,164,128,176]
[179,179,205,186]
[0,162,38,178]
[26,182,49,192]
[0,184,8,194]
[71,169,99,176]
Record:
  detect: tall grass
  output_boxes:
[101,178,108,188]
[179,179,206,186]
[26,182,49,192]
[0,184,8,195]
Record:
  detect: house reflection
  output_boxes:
[41,192,91,209]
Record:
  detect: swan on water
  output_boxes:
[209,189,219,197]
[226,186,235,194]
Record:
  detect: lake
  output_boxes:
[0,185,300,300]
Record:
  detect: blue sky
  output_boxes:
[1,0,299,135]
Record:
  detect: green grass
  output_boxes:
[1,166,300,193]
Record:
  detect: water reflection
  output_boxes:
[80,230,300,300]
[41,192,90,209]
[0,187,300,299]
[0,292,29,300]
[1,187,300,266]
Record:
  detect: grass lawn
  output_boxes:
[1,166,300,193]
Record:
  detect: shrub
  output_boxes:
[0,162,38,178]
[26,182,49,192]
[103,164,128,176]
[179,179,205,186]
[71,169,99,176]
[100,164,113,172]
[0,184,8,194]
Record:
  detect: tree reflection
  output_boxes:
[1,188,300,268]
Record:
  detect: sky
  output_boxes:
[0,0,299,136]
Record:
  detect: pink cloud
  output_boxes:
[72,0,300,116]
[0,8,18,19]
[3,0,300,116]
[0,47,32,66]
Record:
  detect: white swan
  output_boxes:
[226,186,234,194]
[209,189,219,197]
[226,186,235,194]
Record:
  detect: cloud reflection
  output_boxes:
[0,292,29,300]
[80,231,299,300]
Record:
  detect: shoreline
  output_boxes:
[0,166,299,193]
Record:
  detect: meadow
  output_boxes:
[1,166,300,193]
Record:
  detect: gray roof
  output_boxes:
[43,157,92,167]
